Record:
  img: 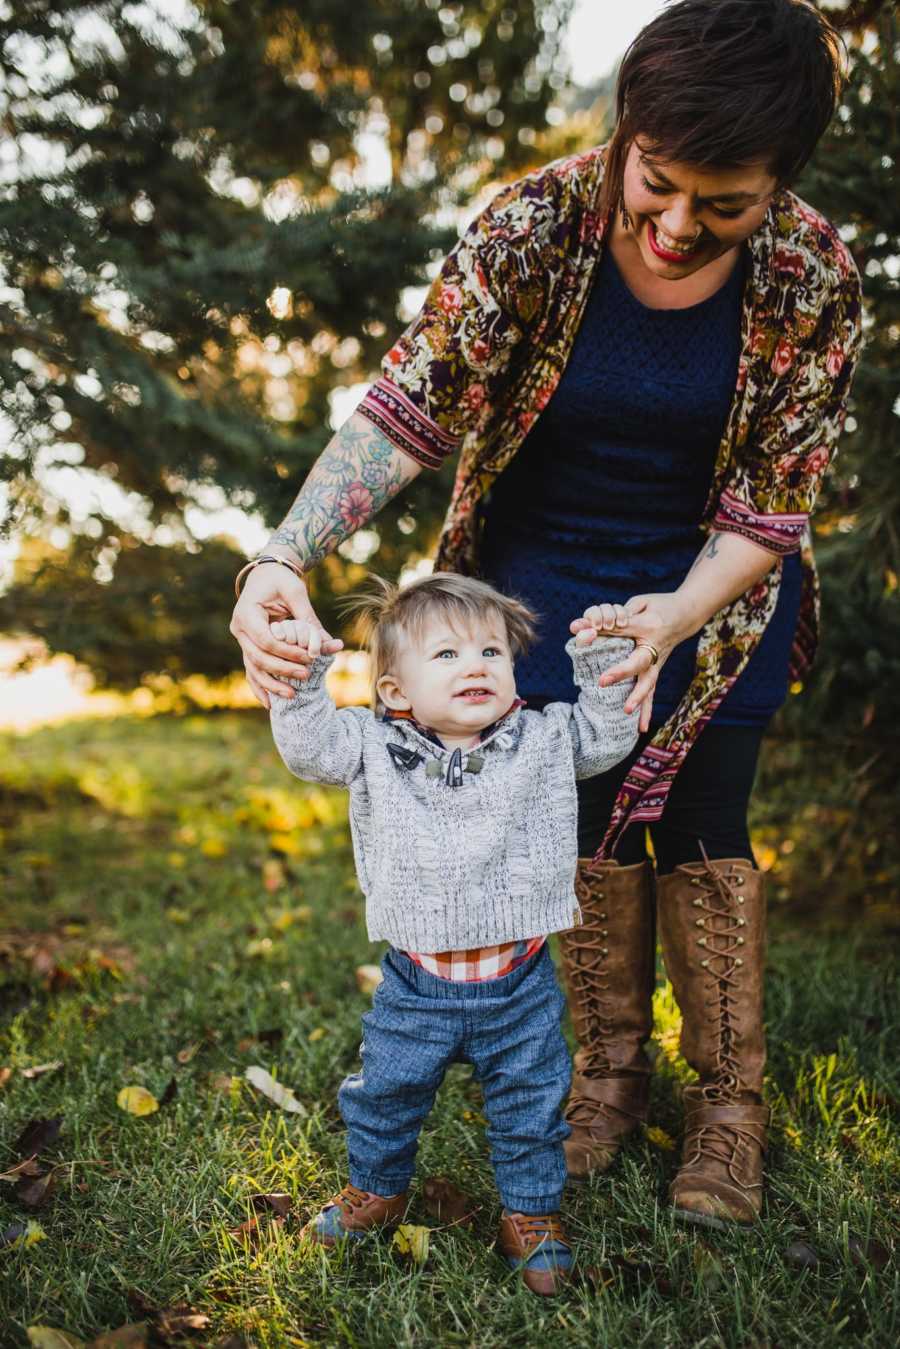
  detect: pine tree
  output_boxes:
[0,0,573,684]
[762,0,899,909]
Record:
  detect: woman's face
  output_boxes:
[619,137,778,280]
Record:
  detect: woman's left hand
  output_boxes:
[570,593,695,733]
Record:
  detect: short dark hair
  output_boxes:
[602,0,846,209]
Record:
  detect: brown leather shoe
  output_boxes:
[498,1211,574,1295]
[302,1183,408,1246]
[558,859,655,1179]
[657,857,769,1228]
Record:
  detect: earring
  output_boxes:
[619,194,632,230]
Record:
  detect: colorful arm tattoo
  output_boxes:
[267,411,421,570]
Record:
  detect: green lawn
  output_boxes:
[1,712,896,1348]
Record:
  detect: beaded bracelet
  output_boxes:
[234,553,306,599]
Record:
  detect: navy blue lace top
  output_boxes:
[478,246,802,727]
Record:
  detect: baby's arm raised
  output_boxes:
[268,621,367,787]
[554,634,640,780]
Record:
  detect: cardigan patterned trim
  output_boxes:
[357,144,863,858]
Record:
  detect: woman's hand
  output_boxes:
[570,594,694,733]
[230,564,343,708]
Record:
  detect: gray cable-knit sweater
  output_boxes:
[269,635,637,953]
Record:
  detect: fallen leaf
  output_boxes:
[15,1116,62,1159]
[0,1158,44,1183]
[155,1304,211,1336]
[784,1240,820,1269]
[3,1218,47,1248]
[26,1329,85,1348]
[228,1215,262,1244]
[262,859,285,893]
[422,1177,477,1227]
[257,1027,284,1045]
[17,1169,56,1210]
[0,1066,13,1088]
[307,1027,327,1043]
[89,1325,148,1348]
[244,1065,306,1115]
[245,938,274,958]
[848,1234,890,1272]
[208,1073,239,1094]
[644,1125,676,1151]
[392,1223,430,1264]
[250,1192,293,1218]
[176,1043,200,1064]
[355,964,383,996]
[116,1086,160,1117]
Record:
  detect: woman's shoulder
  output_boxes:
[767,189,860,293]
[475,145,607,245]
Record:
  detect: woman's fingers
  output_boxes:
[598,643,658,686]
[638,690,655,735]
[625,668,658,717]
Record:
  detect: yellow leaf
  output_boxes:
[644,1125,676,1151]
[355,965,383,997]
[201,838,227,858]
[307,1027,327,1042]
[245,1065,306,1115]
[26,1328,84,1349]
[61,923,85,936]
[166,852,185,869]
[165,907,190,924]
[116,1085,159,1116]
[392,1224,430,1264]
[268,831,301,856]
[245,938,274,958]
[271,910,295,932]
[21,1220,48,1248]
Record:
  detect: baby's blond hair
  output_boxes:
[340,572,539,711]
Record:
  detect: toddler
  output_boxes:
[269,572,637,1294]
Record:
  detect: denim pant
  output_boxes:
[338,943,572,1214]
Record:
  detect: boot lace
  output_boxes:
[683,848,757,1182]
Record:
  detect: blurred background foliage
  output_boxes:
[0,1,897,919]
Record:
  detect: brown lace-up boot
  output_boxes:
[558,859,655,1180]
[657,857,769,1228]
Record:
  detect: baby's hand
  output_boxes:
[573,623,601,648]
[270,618,323,657]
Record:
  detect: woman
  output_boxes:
[230,0,861,1229]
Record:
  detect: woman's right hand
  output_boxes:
[230,562,343,707]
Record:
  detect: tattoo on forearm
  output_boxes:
[268,416,414,569]
[686,531,723,578]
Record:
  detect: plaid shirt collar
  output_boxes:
[381,696,525,751]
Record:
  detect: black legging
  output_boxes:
[531,709,765,874]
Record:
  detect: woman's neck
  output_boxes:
[607,216,742,311]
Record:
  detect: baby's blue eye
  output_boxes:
[484,647,501,657]
[436,649,455,659]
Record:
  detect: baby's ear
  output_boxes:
[376,672,411,711]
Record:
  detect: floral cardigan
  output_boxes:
[357,145,863,858]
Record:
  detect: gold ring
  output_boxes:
[635,641,659,666]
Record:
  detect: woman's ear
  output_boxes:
[376,672,411,712]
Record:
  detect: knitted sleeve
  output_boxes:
[545,636,639,781]
[269,654,369,788]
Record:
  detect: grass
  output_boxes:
[0,710,897,1348]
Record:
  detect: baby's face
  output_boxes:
[377,611,517,746]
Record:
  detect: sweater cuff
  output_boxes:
[284,652,336,696]
[565,634,634,684]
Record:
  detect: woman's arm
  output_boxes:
[230,408,423,706]
[571,530,777,732]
